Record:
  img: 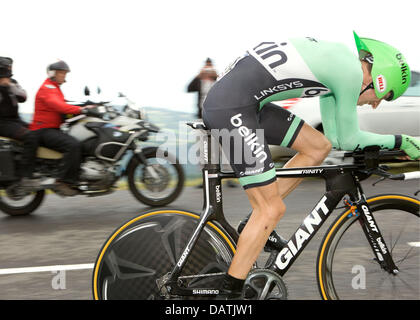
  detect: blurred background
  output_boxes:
[3,0,419,112]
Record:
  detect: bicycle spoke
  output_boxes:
[395,247,415,266]
[394,272,419,295]
[390,217,408,255]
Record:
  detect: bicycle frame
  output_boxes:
[165,132,399,297]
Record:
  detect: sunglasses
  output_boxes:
[359,82,393,101]
[359,82,374,96]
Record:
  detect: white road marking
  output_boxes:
[408,242,420,248]
[0,263,94,275]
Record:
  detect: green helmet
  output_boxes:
[353,31,411,101]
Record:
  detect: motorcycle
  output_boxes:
[0,102,184,216]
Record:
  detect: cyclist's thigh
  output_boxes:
[203,105,276,190]
[289,122,331,153]
[258,102,305,148]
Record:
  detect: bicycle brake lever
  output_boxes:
[415,190,419,196]
[371,167,392,186]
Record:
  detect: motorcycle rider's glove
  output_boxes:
[81,106,102,118]
[400,135,420,160]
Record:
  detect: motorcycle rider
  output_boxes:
[30,60,91,196]
[0,57,51,188]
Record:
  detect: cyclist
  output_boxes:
[202,32,420,298]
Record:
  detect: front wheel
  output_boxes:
[92,209,236,300]
[127,147,184,206]
[317,194,420,300]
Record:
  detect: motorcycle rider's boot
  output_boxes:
[237,213,288,252]
[54,181,79,197]
[215,273,245,300]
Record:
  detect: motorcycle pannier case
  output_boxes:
[0,144,15,181]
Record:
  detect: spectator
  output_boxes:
[187,58,218,119]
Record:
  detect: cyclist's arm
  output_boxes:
[319,94,339,148]
[332,83,398,151]
[321,52,398,151]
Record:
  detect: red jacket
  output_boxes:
[30,78,81,130]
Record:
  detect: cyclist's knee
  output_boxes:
[319,136,332,158]
[256,196,286,223]
[305,135,331,163]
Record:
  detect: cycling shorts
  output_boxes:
[203,56,304,190]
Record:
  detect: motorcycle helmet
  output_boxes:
[47,60,70,78]
[0,56,13,78]
[354,31,411,101]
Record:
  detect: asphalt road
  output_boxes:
[0,176,418,300]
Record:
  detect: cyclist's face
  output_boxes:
[357,85,391,109]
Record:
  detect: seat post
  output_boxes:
[200,130,224,216]
[202,130,221,172]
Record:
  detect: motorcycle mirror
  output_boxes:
[84,86,90,96]
[97,87,101,94]
[118,92,125,97]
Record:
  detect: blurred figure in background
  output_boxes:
[0,57,45,188]
[187,58,218,119]
[187,58,237,188]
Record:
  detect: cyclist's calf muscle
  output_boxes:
[228,182,285,280]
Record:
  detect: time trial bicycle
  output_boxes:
[92,122,420,300]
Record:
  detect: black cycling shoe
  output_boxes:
[215,274,244,300]
[237,213,288,252]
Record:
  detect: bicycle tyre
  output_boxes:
[317,194,420,300]
[92,209,236,300]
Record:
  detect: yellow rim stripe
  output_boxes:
[93,210,236,300]
[318,195,419,300]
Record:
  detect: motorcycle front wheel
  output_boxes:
[127,147,184,207]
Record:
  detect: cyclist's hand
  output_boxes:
[401,135,420,160]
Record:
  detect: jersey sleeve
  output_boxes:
[319,95,339,148]
[320,50,397,151]
[331,84,397,151]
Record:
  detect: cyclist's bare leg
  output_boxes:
[228,181,285,279]
[277,123,331,199]
[230,124,330,279]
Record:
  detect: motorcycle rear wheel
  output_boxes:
[0,189,45,216]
